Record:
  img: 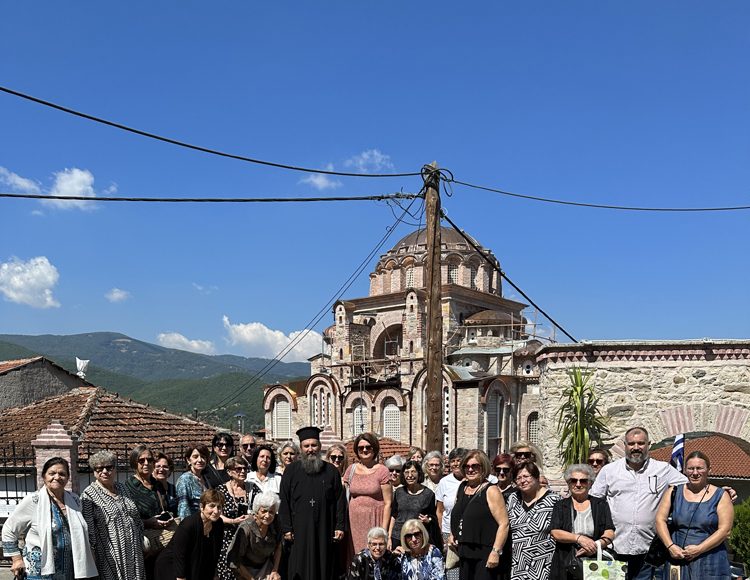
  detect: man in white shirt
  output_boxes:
[590,426,686,580]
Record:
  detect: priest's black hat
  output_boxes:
[296,426,322,442]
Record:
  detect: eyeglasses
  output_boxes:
[329,455,344,462]
[588,459,605,466]
[568,478,590,485]
[494,467,511,474]
[514,452,534,460]
[357,444,373,452]
[138,457,155,464]
[404,532,423,541]
[217,443,232,449]
[94,465,115,472]
[515,475,533,482]
[241,444,256,450]
[389,468,401,473]
[232,466,247,472]
[464,462,481,472]
[154,464,171,471]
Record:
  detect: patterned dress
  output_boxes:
[506,490,560,580]
[81,481,145,580]
[344,463,390,553]
[176,471,205,519]
[216,483,249,580]
[399,545,445,580]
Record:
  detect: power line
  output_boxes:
[0,85,421,179]
[440,209,578,343]
[210,195,422,411]
[0,191,420,203]
[450,178,750,213]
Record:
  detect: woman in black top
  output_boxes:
[550,464,614,580]
[154,489,225,580]
[449,450,509,580]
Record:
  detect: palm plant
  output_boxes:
[556,367,610,466]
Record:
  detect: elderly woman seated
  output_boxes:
[398,518,444,580]
[348,527,401,580]
[226,491,282,580]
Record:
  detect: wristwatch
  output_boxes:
[491,547,502,556]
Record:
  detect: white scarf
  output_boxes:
[36,488,98,577]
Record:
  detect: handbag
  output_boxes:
[143,489,178,557]
[645,486,677,567]
[582,543,627,580]
[565,549,583,580]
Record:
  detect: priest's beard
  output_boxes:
[301,452,324,474]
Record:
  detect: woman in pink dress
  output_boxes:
[343,433,393,554]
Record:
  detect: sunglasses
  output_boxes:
[390,468,401,473]
[404,532,423,541]
[514,452,535,459]
[494,467,511,474]
[232,466,247,472]
[588,459,605,466]
[464,463,481,472]
[217,443,232,449]
[329,455,345,462]
[241,444,256,450]
[569,478,590,485]
[95,465,115,472]
[357,444,373,452]
[138,457,155,464]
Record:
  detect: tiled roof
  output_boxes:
[344,437,411,464]
[650,434,750,479]
[0,387,229,462]
[0,357,43,375]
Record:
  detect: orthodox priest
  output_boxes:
[279,426,347,580]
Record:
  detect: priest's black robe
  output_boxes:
[279,460,346,580]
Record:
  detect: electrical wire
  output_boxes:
[450,178,750,213]
[0,191,420,203]
[440,209,578,343]
[209,195,421,411]
[0,85,421,179]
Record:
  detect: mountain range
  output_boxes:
[0,332,310,430]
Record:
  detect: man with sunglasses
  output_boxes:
[239,434,257,462]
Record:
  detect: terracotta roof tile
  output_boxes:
[344,437,411,464]
[0,387,231,462]
[0,357,43,375]
[651,434,750,479]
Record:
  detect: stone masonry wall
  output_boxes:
[0,363,83,409]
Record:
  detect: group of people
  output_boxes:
[0,425,736,580]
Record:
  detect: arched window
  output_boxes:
[470,265,478,290]
[273,396,291,440]
[382,398,400,440]
[527,412,540,446]
[448,263,459,285]
[487,390,504,454]
[339,348,344,360]
[352,400,368,436]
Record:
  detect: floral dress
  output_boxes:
[399,545,445,580]
[216,484,249,580]
[25,502,73,580]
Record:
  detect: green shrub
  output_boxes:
[730,497,750,567]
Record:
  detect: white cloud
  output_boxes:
[0,256,60,308]
[43,168,99,210]
[105,288,131,303]
[192,282,219,295]
[157,332,216,355]
[0,167,41,194]
[344,149,394,173]
[299,164,342,191]
[222,315,322,362]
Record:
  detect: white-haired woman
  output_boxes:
[348,527,400,580]
[227,491,283,580]
[422,451,444,492]
[399,518,445,580]
[81,450,145,580]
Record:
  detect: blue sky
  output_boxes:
[1,2,749,362]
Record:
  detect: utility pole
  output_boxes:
[423,162,443,453]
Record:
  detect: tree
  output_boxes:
[730,497,750,568]
[556,367,610,467]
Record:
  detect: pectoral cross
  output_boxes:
[309,498,316,507]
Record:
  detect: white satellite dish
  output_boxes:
[76,357,90,380]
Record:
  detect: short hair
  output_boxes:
[251,444,278,473]
[252,491,280,514]
[367,527,388,543]
[564,463,595,482]
[354,433,380,458]
[225,456,249,472]
[89,450,118,470]
[510,440,543,462]
[408,446,424,458]
[422,451,444,472]
[184,444,210,462]
[448,447,468,462]
[400,460,425,486]
[588,447,611,461]
[685,450,711,469]
[461,450,491,481]
[42,457,70,477]
[200,488,224,508]
[154,452,174,470]
[212,432,235,449]
[492,453,515,469]
[129,445,153,470]
[400,518,429,551]
[625,426,649,441]
[513,461,541,482]
[385,454,404,470]
[325,444,349,471]
[241,434,256,443]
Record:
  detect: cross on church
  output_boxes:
[309,498,316,508]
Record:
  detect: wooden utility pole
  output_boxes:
[423,162,444,453]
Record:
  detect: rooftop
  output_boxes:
[651,433,750,479]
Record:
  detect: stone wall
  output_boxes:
[0,361,85,410]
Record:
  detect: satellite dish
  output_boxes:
[76,357,90,380]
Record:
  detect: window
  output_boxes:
[273,396,291,439]
[487,390,503,440]
[470,265,478,289]
[442,386,450,454]
[383,399,400,440]
[352,400,368,435]
[527,412,540,446]
[405,267,415,288]
[448,263,459,285]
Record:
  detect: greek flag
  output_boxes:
[671,433,685,471]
